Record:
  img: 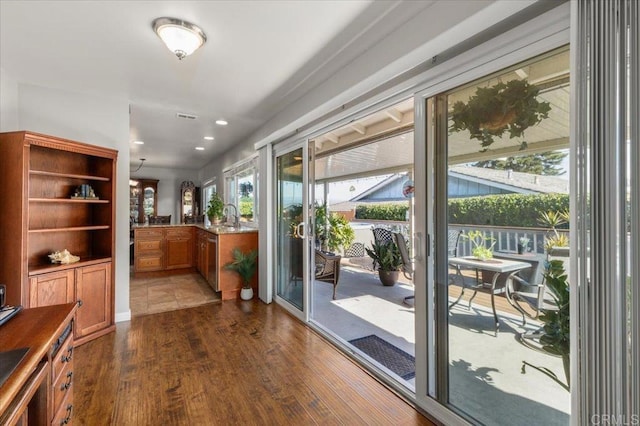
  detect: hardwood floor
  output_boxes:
[74,300,435,425]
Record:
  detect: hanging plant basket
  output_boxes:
[449,79,551,151]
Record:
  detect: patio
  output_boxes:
[311,259,570,425]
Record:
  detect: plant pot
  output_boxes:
[240,287,253,300]
[517,244,525,254]
[209,216,222,225]
[378,270,399,286]
[562,354,570,389]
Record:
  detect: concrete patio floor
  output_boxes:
[310,260,570,425]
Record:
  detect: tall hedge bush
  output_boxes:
[355,204,409,221]
[448,193,569,227]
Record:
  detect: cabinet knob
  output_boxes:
[60,404,73,425]
[77,299,83,307]
[60,371,73,390]
[61,346,74,363]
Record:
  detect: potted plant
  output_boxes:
[464,230,496,261]
[207,192,224,224]
[365,241,403,286]
[521,259,570,391]
[224,248,258,300]
[517,236,530,254]
[449,79,551,151]
[314,202,355,253]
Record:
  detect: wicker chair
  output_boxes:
[315,250,341,299]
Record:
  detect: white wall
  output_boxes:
[0,67,19,131]
[18,83,132,322]
[131,166,199,223]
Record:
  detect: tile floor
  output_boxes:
[130,272,221,317]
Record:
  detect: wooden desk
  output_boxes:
[448,256,531,336]
[0,303,76,425]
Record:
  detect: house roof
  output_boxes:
[349,174,406,202]
[449,165,570,194]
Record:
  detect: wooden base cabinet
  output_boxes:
[29,270,75,307]
[134,227,194,273]
[28,262,113,344]
[0,131,117,346]
[75,262,112,340]
[165,228,193,269]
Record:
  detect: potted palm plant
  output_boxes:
[365,241,403,286]
[224,248,258,300]
[521,259,570,391]
[207,192,224,224]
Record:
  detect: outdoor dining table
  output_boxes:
[448,256,532,336]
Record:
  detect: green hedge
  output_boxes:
[239,197,253,218]
[448,193,569,227]
[355,204,409,221]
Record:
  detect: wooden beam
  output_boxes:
[325,133,339,144]
[385,108,403,123]
[350,123,366,135]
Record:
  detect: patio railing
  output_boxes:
[348,220,570,257]
[450,224,568,256]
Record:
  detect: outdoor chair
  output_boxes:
[446,230,469,309]
[344,242,365,258]
[506,263,556,326]
[315,250,341,299]
[371,227,394,270]
[392,232,414,303]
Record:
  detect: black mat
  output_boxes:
[349,335,415,380]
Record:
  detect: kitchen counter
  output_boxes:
[132,224,259,300]
[132,223,258,234]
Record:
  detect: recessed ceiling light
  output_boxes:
[204,136,214,140]
[215,119,228,126]
[133,140,145,145]
[195,147,205,151]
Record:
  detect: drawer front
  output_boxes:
[136,239,162,252]
[53,333,74,382]
[135,255,163,271]
[165,228,192,239]
[52,391,74,426]
[135,228,164,240]
[53,357,73,415]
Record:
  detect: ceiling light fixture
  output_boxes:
[215,119,228,126]
[133,140,145,145]
[204,136,214,141]
[152,17,207,60]
[195,147,205,151]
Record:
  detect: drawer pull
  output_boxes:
[61,346,74,363]
[60,404,73,425]
[60,371,73,390]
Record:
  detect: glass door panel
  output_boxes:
[435,48,571,425]
[276,147,306,310]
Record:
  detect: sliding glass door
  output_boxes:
[274,144,310,313]
[425,47,572,425]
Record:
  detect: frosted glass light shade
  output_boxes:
[153,17,206,60]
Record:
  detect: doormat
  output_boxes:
[349,335,415,380]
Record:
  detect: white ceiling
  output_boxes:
[0,0,427,169]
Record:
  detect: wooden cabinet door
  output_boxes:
[75,263,112,338]
[165,228,193,269]
[29,270,75,308]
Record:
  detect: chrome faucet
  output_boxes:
[223,204,240,227]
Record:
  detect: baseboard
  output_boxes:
[115,309,131,323]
